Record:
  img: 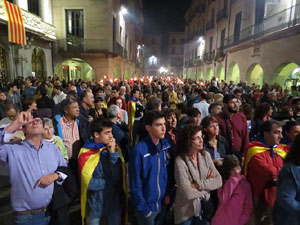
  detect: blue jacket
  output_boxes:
[129,135,170,216]
[273,163,300,225]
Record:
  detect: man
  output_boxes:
[108,86,126,110]
[244,120,286,225]
[119,86,126,100]
[53,85,67,104]
[6,83,22,111]
[54,98,80,159]
[0,110,67,225]
[262,91,279,118]
[216,94,249,156]
[281,121,300,147]
[129,110,170,225]
[107,105,130,162]
[128,88,144,144]
[179,107,201,128]
[79,90,95,143]
[78,118,126,225]
[292,98,300,120]
[167,85,178,109]
[193,91,210,122]
[24,79,36,99]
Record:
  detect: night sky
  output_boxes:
[142,0,192,34]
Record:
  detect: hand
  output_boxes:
[213,159,223,167]
[36,173,58,188]
[191,182,199,189]
[88,116,94,123]
[206,170,217,179]
[145,211,152,218]
[6,110,40,133]
[107,138,116,153]
[165,195,171,205]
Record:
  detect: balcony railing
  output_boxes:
[206,20,215,31]
[203,52,214,62]
[0,1,56,40]
[231,0,237,5]
[224,3,300,48]
[58,38,112,53]
[217,7,228,22]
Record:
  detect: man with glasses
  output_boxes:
[0,110,67,225]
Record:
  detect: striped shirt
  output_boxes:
[60,116,80,158]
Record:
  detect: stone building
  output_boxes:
[144,34,162,76]
[161,32,185,78]
[0,0,55,87]
[184,0,300,88]
[52,0,144,81]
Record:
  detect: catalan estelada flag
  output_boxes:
[2,0,26,45]
[78,141,128,225]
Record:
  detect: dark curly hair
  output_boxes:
[177,124,205,159]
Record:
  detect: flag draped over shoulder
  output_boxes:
[128,100,136,140]
[244,141,288,177]
[2,0,26,45]
[78,142,127,225]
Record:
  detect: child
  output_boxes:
[211,155,253,225]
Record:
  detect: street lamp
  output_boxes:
[120,6,128,15]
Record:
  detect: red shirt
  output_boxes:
[246,146,284,206]
[216,112,249,154]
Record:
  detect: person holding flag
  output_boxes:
[78,118,127,225]
[244,120,287,225]
[128,88,144,145]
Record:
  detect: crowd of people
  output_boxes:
[0,74,300,225]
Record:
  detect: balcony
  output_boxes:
[206,20,215,31]
[215,48,226,61]
[208,0,216,7]
[223,3,300,48]
[217,7,228,22]
[203,52,214,63]
[58,38,111,53]
[231,0,237,5]
[0,1,56,40]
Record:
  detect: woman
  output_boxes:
[273,133,300,225]
[211,155,252,225]
[116,97,128,125]
[250,102,272,141]
[89,97,107,119]
[201,116,227,168]
[174,125,222,225]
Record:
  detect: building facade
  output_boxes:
[184,0,300,88]
[0,0,56,87]
[52,0,144,81]
[144,34,162,76]
[161,32,185,78]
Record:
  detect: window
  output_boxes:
[171,38,176,45]
[66,10,84,37]
[28,0,39,16]
[195,48,197,58]
[171,48,175,54]
[151,38,156,44]
[220,28,226,48]
[181,39,185,44]
[125,34,128,50]
[120,27,122,40]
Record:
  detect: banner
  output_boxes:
[2,0,27,45]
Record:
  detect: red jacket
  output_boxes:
[216,112,249,154]
[246,143,284,207]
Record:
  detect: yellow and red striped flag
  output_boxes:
[2,0,26,45]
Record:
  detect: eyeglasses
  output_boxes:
[190,136,203,142]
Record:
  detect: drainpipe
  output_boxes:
[225,0,233,81]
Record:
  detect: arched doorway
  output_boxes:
[217,64,225,81]
[32,48,46,81]
[227,62,240,84]
[270,63,300,88]
[246,64,264,88]
[205,67,214,81]
[197,70,204,81]
[114,64,122,79]
[125,67,131,80]
[55,58,95,81]
[0,45,8,89]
